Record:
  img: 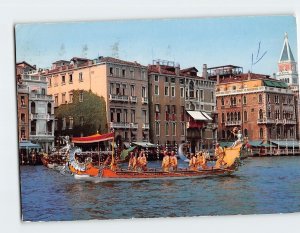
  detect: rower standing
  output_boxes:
[189,153,197,171]
[162,151,170,172]
[214,143,226,168]
[169,151,178,171]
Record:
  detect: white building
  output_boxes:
[21,70,55,153]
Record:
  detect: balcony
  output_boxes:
[257,118,276,124]
[109,94,129,102]
[30,94,53,101]
[141,97,148,104]
[30,113,55,121]
[142,123,150,130]
[130,123,138,129]
[225,120,242,126]
[130,96,137,103]
[110,122,130,129]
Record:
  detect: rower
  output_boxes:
[128,152,135,170]
[196,151,204,169]
[189,153,197,171]
[169,151,178,171]
[139,152,148,171]
[161,151,170,172]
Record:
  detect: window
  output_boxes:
[165,105,170,121]
[130,85,135,96]
[116,68,120,77]
[211,91,214,102]
[165,86,169,96]
[130,70,134,79]
[54,95,58,106]
[131,110,135,123]
[110,83,114,94]
[109,67,113,76]
[259,128,263,139]
[165,123,169,136]
[154,85,159,95]
[259,109,263,119]
[69,117,73,129]
[171,86,175,97]
[180,87,184,98]
[110,111,114,122]
[41,88,46,95]
[244,129,248,137]
[79,72,83,82]
[244,111,248,121]
[222,130,226,139]
[179,78,184,85]
[142,86,147,98]
[20,96,25,106]
[141,70,146,80]
[48,78,52,87]
[165,76,169,82]
[221,97,224,106]
[171,77,175,83]
[69,74,73,83]
[172,123,176,136]
[222,113,225,123]
[69,92,73,103]
[155,122,160,136]
[62,75,65,84]
[243,96,247,104]
[155,104,160,113]
[258,94,262,103]
[154,75,159,82]
[62,93,66,104]
[122,69,126,77]
[79,91,83,102]
[181,122,185,136]
[200,90,204,101]
[20,113,25,124]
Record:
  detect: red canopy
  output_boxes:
[72,132,114,144]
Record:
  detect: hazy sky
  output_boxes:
[15,15,297,75]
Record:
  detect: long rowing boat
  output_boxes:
[67,143,243,182]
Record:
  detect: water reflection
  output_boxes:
[20,157,300,221]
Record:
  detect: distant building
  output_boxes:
[148,60,216,151]
[276,32,300,140]
[46,57,149,146]
[17,62,55,152]
[215,67,297,147]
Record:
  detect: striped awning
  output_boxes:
[187,111,212,121]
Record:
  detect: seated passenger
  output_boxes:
[214,143,226,168]
[128,152,135,170]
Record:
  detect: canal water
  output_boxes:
[20,157,300,221]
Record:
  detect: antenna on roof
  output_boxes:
[251,41,267,72]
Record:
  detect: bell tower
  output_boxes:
[277,32,298,87]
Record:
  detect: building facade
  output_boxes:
[148,60,216,151]
[17,62,55,152]
[215,67,297,144]
[46,57,149,146]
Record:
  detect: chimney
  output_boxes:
[175,64,180,76]
[33,65,36,70]
[217,74,220,84]
[247,70,251,80]
[202,64,207,79]
[156,61,161,73]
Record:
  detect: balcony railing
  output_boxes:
[257,118,297,125]
[110,122,130,129]
[30,94,53,101]
[225,120,242,126]
[109,94,129,102]
[30,113,55,121]
[130,123,138,129]
[216,86,293,96]
[141,97,148,104]
[142,123,150,130]
[130,96,137,103]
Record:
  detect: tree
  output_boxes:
[55,90,107,137]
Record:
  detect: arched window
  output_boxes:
[259,128,263,139]
[233,97,237,105]
[189,81,194,98]
[222,113,225,123]
[227,113,230,122]
[259,109,263,119]
[258,94,262,103]
[165,123,169,136]
[230,112,234,122]
[238,112,241,121]
[31,102,36,114]
[244,111,248,121]
[234,112,237,121]
[221,97,224,106]
[155,122,160,136]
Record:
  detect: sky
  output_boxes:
[15,15,298,76]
